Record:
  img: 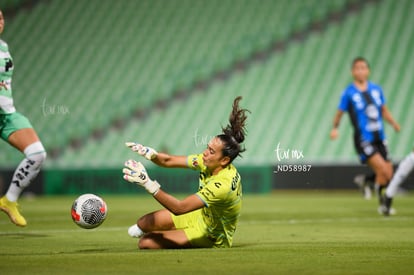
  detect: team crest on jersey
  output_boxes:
[371,89,382,105]
[352,93,364,110]
[192,157,199,168]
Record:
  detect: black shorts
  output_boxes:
[354,138,389,164]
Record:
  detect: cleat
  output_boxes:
[377,196,396,216]
[128,224,143,238]
[0,196,27,227]
[378,205,389,216]
[377,205,396,216]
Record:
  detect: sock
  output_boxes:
[6,141,46,202]
[128,224,144,238]
[374,183,385,205]
[384,196,393,210]
[385,152,414,198]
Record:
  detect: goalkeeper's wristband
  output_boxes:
[145,180,161,195]
[143,147,158,160]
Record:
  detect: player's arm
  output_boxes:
[330,110,343,140]
[122,160,205,215]
[126,142,188,168]
[153,191,204,215]
[382,105,400,132]
[152,152,189,169]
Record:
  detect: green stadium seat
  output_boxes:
[1,0,413,168]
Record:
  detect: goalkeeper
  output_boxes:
[123,96,248,249]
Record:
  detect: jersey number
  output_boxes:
[4,58,13,72]
[231,173,241,197]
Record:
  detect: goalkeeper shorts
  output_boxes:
[0,112,33,141]
[171,209,216,248]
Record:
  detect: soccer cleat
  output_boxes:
[375,186,396,215]
[0,196,27,227]
[378,196,396,216]
[377,205,396,216]
[128,224,144,238]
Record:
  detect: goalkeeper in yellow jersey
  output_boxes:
[123,96,248,249]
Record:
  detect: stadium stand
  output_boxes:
[0,0,413,169]
[1,0,29,11]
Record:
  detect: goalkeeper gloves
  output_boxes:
[125,142,158,160]
[123,159,160,195]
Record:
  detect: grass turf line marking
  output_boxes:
[0,216,413,235]
[240,216,414,225]
[0,226,127,235]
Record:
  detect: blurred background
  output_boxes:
[0,0,413,195]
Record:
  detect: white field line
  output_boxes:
[240,216,414,225]
[0,216,413,235]
[0,226,127,235]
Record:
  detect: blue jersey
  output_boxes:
[338,82,386,142]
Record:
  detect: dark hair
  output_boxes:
[352,56,370,68]
[216,96,250,163]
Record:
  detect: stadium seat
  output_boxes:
[1,0,413,168]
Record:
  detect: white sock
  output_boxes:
[128,224,144,238]
[6,141,46,202]
[386,152,414,198]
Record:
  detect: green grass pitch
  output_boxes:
[1,191,414,274]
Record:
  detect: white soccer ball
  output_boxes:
[71,194,108,229]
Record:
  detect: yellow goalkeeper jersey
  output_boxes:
[187,153,242,247]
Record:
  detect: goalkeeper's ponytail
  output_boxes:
[217,96,250,164]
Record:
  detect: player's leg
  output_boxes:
[385,150,414,209]
[366,153,393,214]
[367,156,393,186]
[138,209,176,231]
[137,209,211,249]
[366,153,392,186]
[386,150,414,197]
[0,122,46,226]
[128,209,175,238]
[354,140,379,199]
[138,229,192,249]
[7,128,46,200]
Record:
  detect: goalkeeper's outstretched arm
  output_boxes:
[123,159,204,215]
[126,142,188,168]
[152,152,188,168]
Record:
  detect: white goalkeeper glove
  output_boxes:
[125,142,158,160]
[123,159,160,195]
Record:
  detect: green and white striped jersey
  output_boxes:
[0,39,15,114]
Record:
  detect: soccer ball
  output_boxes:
[71,194,107,229]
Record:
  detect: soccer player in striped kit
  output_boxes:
[330,57,400,215]
[0,10,47,226]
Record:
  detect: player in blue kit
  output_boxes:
[330,57,400,215]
